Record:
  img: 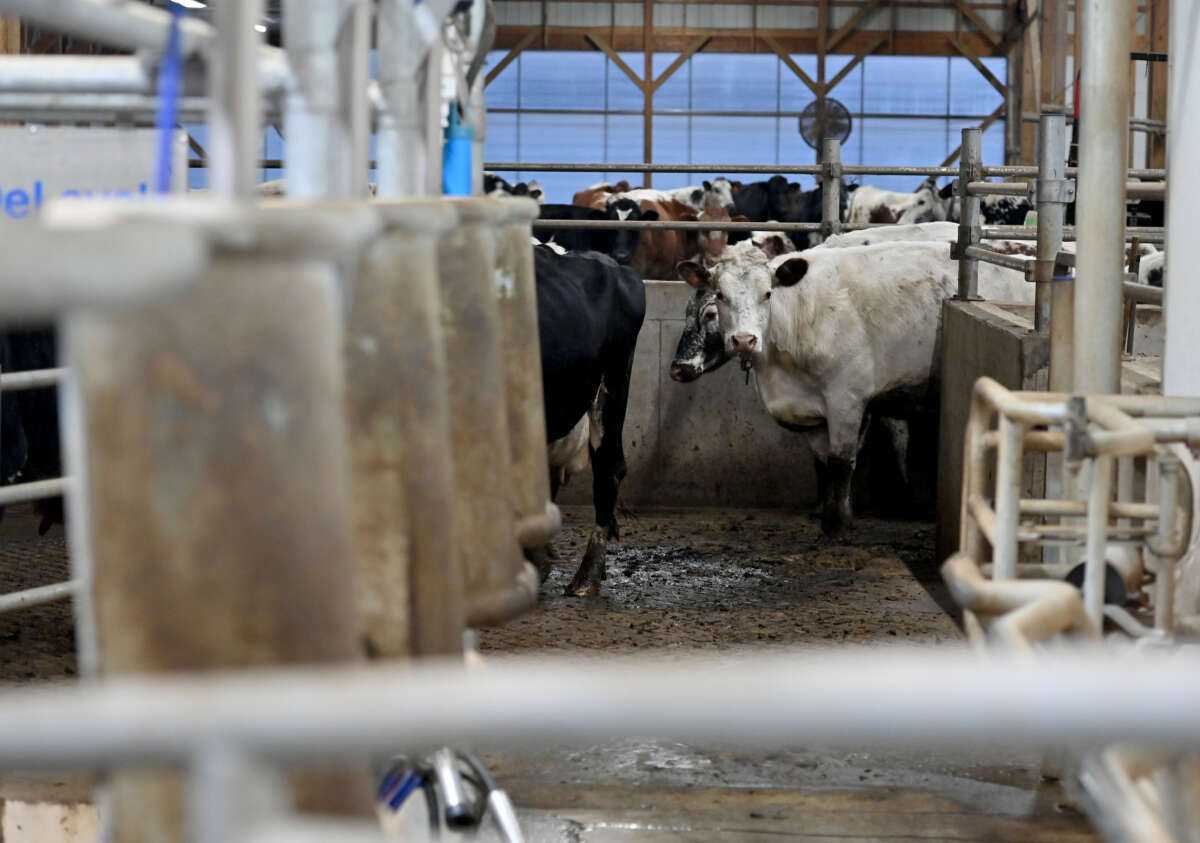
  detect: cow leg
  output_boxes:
[879,417,911,489]
[820,403,867,536]
[566,353,634,597]
[812,455,829,513]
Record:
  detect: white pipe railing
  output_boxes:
[957,378,1196,631]
[0,0,289,84]
[2,647,1200,767]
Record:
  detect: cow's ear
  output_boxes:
[677,261,710,289]
[616,180,631,192]
[703,180,712,191]
[774,257,809,288]
[939,181,956,199]
[759,234,790,259]
[641,210,660,221]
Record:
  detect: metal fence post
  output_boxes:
[1037,114,1075,387]
[820,138,843,245]
[956,128,982,300]
[208,0,262,198]
[1073,0,1132,395]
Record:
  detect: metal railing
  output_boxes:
[956,377,1197,631]
[0,364,75,616]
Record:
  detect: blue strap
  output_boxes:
[154,3,186,195]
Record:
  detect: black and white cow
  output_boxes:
[485,173,545,203]
[846,179,955,225]
[534,245,645,596]
[0,326,62,534]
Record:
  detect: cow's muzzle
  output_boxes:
[670,361,701,382]
[729,332,758,353]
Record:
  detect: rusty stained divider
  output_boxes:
[347,200,463,660]
[438,197,538,629]
[64,201,382,839]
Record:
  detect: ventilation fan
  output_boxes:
[798,98,852,150]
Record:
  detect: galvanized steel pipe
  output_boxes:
[1037,114,1068,341]
[208,0,263,199]
[956,129,983,299]
[1164,0,1200,395]
[376,0,456,197]
[820,138,843,243]
[1073,0,1132,394]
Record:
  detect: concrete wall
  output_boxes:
[558,280,820,509]
[936,302,1049,566]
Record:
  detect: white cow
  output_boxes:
[846,180,955,225]
[756,226,1035,304]
[676,239,1029,534]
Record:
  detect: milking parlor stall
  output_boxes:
[0,0,1196,841]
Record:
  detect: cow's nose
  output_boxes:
[670,362,698,382]
[730,332,758,352]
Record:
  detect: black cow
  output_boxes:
[537,199,655,267]
[782,183,849,249]
[534,245,645,596]
[731,175,796,222]
[0,326,62,535]
[730,177,847,249]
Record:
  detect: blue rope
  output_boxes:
[154,3,186,195]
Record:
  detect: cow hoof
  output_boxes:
[525,546,555,583]
[820,512,851,538]
[565,578,600,598]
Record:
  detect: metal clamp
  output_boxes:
[1026,258,1075,284]
[1032,178,1076,204]
[1065,396,1091,464]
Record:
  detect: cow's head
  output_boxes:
[607,198,656,266]
[703,178,736,212]
[669,285,729,382]
[697,204,749,263]
[766,175,794,220]
[896,178,951,224]
[677,242,777,358]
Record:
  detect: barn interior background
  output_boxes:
[0,1,1192,842]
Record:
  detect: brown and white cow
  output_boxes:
[573,180,635,210]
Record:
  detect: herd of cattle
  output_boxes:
[497,172,1165,595]
[0,174,1165,603]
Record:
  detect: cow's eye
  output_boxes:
[763,290,772,302]
[704,309,718,321]
[715,291,725,302]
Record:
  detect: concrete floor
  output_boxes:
[0,504,1098,841]
[476,506,1097,842]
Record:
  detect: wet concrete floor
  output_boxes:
[477,506,1097,842]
